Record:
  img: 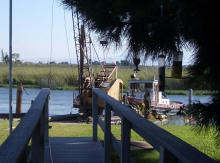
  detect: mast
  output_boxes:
[79,24,85,96]
[9,0,13,134]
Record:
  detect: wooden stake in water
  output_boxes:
[16,83,23,114]
[188,89,193,106]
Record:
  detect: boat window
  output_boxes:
[145,83,153,89]
[162,92,167,98]
[130,83,139,91]
[139,83,145,92]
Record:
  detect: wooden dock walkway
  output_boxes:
[49,137,104,163]
[0,88,216,163]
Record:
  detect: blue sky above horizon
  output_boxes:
[0,0,193,65]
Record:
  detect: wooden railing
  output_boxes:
[92,88,215,163]
[0,88,50,163]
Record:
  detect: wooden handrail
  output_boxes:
[0,88,50,163]
[92,88,215,163]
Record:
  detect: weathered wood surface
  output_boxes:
[0,113,25,119]
[50,137,104,163]
[49,114,79,122]
[44,142,53,163]
[93,88,215,163]
[0,88,50,163]
[16,83,23,114]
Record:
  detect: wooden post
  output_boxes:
[121,117,131,163]
[104,102,111,163]
[16,83,23,114]
[92,92,98,141]
[188,89,193,106]
[31,121,44,163]
[159,146,178,163]
[158,67,165,92]
[43,96,49,144]
[158,55,165,92]
[31,95,49,163]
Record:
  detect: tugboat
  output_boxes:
[125,77,184,116]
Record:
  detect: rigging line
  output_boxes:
[63,9,76,104]
[63,9,73,67]
[71,9,79,69]
[91,40,105,72]
[71,8,80,93]
[105,45,111,61]
[91,40,101,63]
[48,0,55,88]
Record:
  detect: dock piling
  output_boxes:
[16,83,23,114]
[188,89,193,106]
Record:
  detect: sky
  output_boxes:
[0,0,193,65]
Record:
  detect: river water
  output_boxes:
[0,87,78,116]
[0,87,211,122]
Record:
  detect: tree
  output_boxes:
[59,61,69,64]
[92,61,101,65]
[1,49,9,64]
[1,50,21,64]
[62,0,220,143]
[120,60,130,66]
[1,49,4,62]
[12,53,20,62]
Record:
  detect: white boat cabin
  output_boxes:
[128,79,170,105]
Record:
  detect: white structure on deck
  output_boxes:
[128,79,159,102]
[158,92,170,105]
[127,78,184,109]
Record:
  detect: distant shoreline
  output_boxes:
[0,64,216,95]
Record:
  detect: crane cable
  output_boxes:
[63,9,77,107]
[48,0,55,89]
[90,40,102,65]
[71,7,80,76]
[63,10,75,72]
[63,10,72,65]
[47,1,55,162]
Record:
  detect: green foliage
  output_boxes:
[165,90,217,96]
[1,49,9,64]
[0,64,214,92]
[0,64,79,89]
[0,49,21,64]
[62,0,181,58]
[163,125,220,161]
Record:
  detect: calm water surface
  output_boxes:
[0,87,78,115]
[0,88,211,118]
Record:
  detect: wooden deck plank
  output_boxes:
[50,137,104,163]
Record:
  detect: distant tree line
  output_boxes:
[1,49,21,64]
[92,60,131,66]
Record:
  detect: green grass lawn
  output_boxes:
[163,125,220,161]
[0,120,219,162]
[49,123,220,162]
[165,90,217,96]
[0,120,19,145]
